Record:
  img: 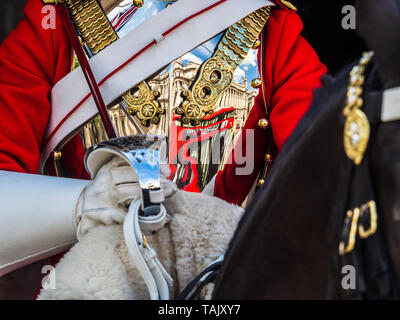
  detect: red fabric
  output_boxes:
[214,8,327,205]
[0,0,88,299]
[0,0,88,178]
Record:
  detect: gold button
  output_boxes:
[257,179,265,187]
[53,151,62,161]
[265,154,272,163]
[251,78,262,89]
[258,118,269,129]
[133,0,144,8]
[252,39,261,50]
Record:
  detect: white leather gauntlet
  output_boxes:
[75,156,140,239]
[76,156,176,239]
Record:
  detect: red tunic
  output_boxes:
[0,0,88,178]
[213,7,327,205]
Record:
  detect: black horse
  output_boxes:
[212,0,400,299]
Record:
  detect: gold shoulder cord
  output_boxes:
[343,51,374,165]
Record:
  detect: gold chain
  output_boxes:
[343,51,374,165]
[339,52,378,256]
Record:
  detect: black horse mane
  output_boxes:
[214,49,400,298]
[213,61,358,299]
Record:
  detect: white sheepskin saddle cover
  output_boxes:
[38,190,243,300]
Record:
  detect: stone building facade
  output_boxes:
[81,57,258,148]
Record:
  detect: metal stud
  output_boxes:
[251,78,262,89]
[252,39,261,49]
[258,118,269,129]
[53,151,62,161]
[133,0,144,8]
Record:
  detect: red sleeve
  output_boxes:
[0,0,72,174]
[214,8,327,205]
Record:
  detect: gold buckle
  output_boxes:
[339,208,360,256]
[339,200,378,256]
[359,201,378,239]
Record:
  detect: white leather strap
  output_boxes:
[39,0,274,172]
[123,200,172,300]
[0,171,89,277]
[381,87,400,122]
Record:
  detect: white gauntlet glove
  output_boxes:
[76,156,177,239]
[75,156,140,239]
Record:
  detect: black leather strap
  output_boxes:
[175,260,223,300]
